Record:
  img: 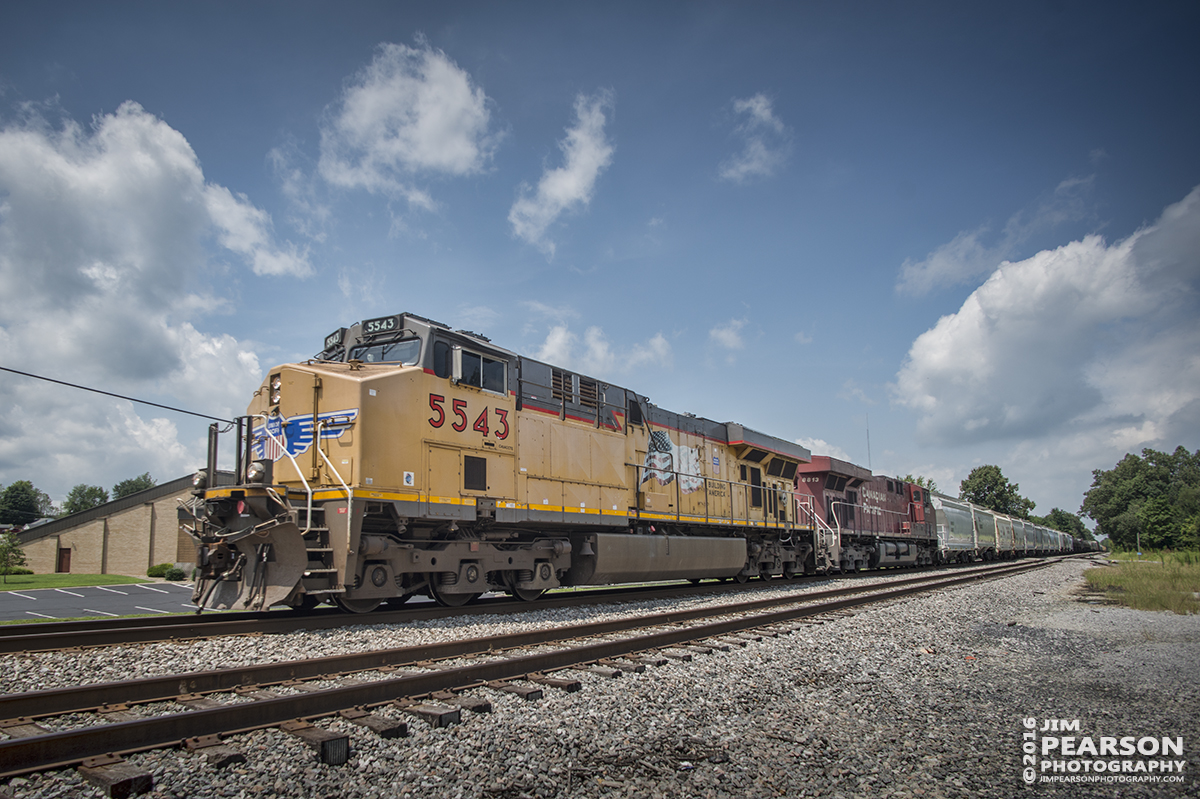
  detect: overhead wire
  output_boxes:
[0,366,234,424]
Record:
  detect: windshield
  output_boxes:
[349,338,421,365]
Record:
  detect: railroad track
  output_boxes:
[0,557,1056,790]
[0,557,1065,654]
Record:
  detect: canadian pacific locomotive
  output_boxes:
[183,312,1082,614]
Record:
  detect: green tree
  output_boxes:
[112,472,156,500]
[0,532,27,582]
[959,465,1036,518]
[903,474,939,494]
[1033,508,1093,541]
[0,480,56,525]
[1080,446,1200,550]
[62,484,110,516]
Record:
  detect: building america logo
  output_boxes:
[251,409,359,461]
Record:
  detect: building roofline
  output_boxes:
[17,472,236,545]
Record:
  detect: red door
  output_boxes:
[56,548,71,573]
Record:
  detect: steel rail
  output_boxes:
[0,559,1051,721]
[0,582,742,653]
[0,557,1066,654]
[0,559,1053,777]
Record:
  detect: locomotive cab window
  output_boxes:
[349,338,421,365]
[454,347,507,394]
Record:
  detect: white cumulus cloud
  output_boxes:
[0,101,291,499]
[796,437,852,463]
[718,93,791,183]
[534,324,670,381]
[318,40,499,204]
[509,91,615,257]
[892,185,1200,460]
[896,176,1094,295]
[709,318,747,350]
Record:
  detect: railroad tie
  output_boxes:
[183,735,246,769]
[600,658,646,673]
[0,717,51,737]
[431,690,492,714]
[77,754,154,799]
[527,673,582,692]
[584,665,622,679]
[629,654,669,667]
[278,720,350,766]
[393,699,461,727]
[338,708,408,739]
[97,704,140,724]
[487,680,545,700]
[176,693,223,710]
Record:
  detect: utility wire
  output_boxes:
[0,366,234,424]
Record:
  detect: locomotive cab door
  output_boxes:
[908,486,926,522]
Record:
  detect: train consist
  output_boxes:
[182,312,1090,613]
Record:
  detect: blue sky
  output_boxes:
[1,2,1198,523]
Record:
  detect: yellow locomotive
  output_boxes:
[184,312,814,613]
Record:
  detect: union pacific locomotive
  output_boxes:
[182,312,1075,614]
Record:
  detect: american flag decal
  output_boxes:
[252,408,359,461]
[641,429,703,493]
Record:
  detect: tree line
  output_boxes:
[0,473,157,526]
[916,444,1199,550]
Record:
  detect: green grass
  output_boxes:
[0,573,155,591]
[1084,552,1200,615]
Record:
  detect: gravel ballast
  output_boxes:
[3,557,1196,799]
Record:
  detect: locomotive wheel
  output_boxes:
[512,587,544,602]
[734,572,749,584]
[430,582,479,607]
[333,596,381,614]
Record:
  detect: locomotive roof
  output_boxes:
[316,311,810,461]
[796,455,873,480]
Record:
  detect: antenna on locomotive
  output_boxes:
[866,412,872,472]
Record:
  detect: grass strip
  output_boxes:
[1084,552,1200,615]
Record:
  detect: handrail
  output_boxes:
[633,463,804,529]
[315,420,354,503]
[249,414,314,534]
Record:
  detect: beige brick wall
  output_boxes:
[24,537,59,575]
[21,489,194,576]
[106,504,151,575]
[57,520,106,574]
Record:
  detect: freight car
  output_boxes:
[929,494,1083,563]
[182,312,1080,614]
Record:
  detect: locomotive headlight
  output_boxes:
[246,460,268,484]
[269,374,282,405]
[271,391,281,404]
[191,470,208,491]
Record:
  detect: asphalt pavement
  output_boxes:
[0,582,215,621]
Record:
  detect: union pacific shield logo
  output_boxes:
[252,409,359,461]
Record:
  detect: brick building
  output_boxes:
[18,473,233,577]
